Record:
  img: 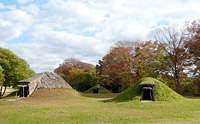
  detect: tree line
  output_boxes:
[54,20,199,95]
[96,20,200,94]
[0,19,199,97]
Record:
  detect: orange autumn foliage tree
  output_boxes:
[185,20,200,95]
[96,41,169,92]
[96,41,141,92]
[150,23,189,93]
[54,58,93,76]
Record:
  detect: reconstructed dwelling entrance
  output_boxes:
[92,88,99,94]
[17,85,29,97]
[140,83,156,101]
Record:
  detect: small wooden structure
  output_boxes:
[17,72,72,97]
[140,83,156,101]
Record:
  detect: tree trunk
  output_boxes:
[2,86,7,97]
[0,86,2,98]
[136,69,140,81]
[174,68,180,93]
[175,78,180,93]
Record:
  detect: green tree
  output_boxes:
[0,67,5,88]
[67,68,97,92]
[0,47,35,97]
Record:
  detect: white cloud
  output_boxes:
[41,0,106,33]
[0,20,21,41]
[0,0,200,72]
[6,24,109,72]
[0,9,34,42]
[22,3,40,16]
[17,0,33,5]
[0,3,16,10]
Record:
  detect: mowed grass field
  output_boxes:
[1,89,200,124]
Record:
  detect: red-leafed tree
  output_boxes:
[186,20,200,77]
[150,23,189,93]
[96,41,171,93]
[54,58,93,76]
[185,20,200,95]
[96,41,142,92]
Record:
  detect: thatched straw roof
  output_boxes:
[37,72,72,89]
[18,73,43,83]
[18,72,72,89]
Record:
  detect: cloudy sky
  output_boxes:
[0,0,199,73]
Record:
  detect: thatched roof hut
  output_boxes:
[17,72,72,97]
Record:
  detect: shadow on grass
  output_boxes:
[100,97,138,103]
[81,91,139,103]
[80,93,120,99]
[3,91,17,99]
[81,92,133,103]
[183,96,200,99]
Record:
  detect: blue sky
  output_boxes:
[0,0,200,73]
[6,34,31,44]
[1,0,17,5]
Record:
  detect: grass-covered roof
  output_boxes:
[114,77,184,101]
[85,84,111,93]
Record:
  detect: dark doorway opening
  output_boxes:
[92,88,99,94]
[23,87,29,97]
[140,84,155,101]
[141,88,153,100]
[17,85,29,97]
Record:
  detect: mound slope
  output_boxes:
[85,84,111,93]
[114,77,184,101]
[29,88,80,98]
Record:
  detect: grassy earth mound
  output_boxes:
[114,77,184,101]
[85,84,111,93]
[29,88,80,99]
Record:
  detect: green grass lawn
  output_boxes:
[1,89,200,124]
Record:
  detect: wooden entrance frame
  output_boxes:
[17,85,29,97]
[140,83,156,101]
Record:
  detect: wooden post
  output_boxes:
[150,89,152,100]
[23,86,24,97]
[140,90,144,101]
